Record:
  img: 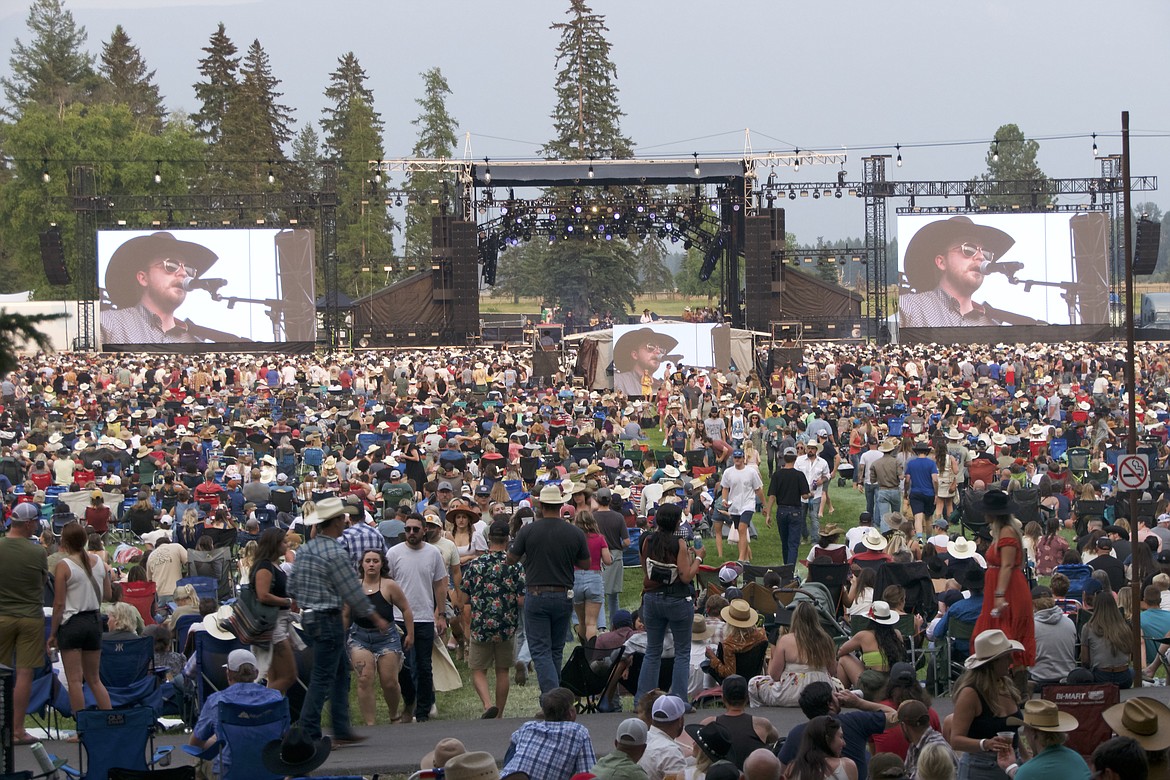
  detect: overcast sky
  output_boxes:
[2,0,1168,244]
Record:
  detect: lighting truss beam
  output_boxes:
[896,204,1107,214]
[758,177,1157,198]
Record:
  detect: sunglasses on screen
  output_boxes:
[952,243,995,263]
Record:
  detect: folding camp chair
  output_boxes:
[502,479,530,505]
[740,564,795,586]
[55,706,174,780]
[120,581,158,627]
[561,645,624,714]
[96,636,164,713]
[188,548,235,601]
[959,488,990,539]
[284,625,314,723]
[1012,487,1041,528]
[806,561,850,615]
[191,631,245,722]
[1042,684,1121,759]
[181,698,291,780]
[175,577,218,605]
[173,614,202,655]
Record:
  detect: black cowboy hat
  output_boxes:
[971,487,1019,517]
[261,726,331,776]
[104,232,218,308]
[903,216,1015,291]
[612,327,683,372]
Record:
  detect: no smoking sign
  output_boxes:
[1117,454,1151,491]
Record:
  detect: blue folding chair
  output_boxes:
[176,576,218,604]
[56,706,174,780]
[192,631,245,716]
[173,614,202,655]
[181,698,290,780]
[502,479,530,505]
[95,636,163,713]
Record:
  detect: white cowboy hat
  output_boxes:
[964,629,1024,669]
[1006,699,1079,733]
[861,527,888,551]
[867,600,900,625]
[202,605,237,641]
[946,536,976,559]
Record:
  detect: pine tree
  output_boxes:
[216,39,294,186]
[191,23,240,144]
[541,0,632,160]
[2,0,97,117]
[320,53,393,296]
[976,123,1053,209]
[99,24,165,133]
[405,67,459,266]
[289,123,323,191]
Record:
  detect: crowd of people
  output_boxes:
[1,338,1170,778]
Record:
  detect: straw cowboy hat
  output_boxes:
[819,524,844,539]
[946,536,977,559]
[691,613,714,642]
[964,629,1023,669]
[420,738,466,770]
[612,327,683,372]
[537,484,569,505]
[720,599,760,629]
[1103,698,1170,751]
[1006,699,1079,733]
[441,751,499,780]
[903,216,1015,291]
[867,600,900,626]
[104,232,219,308]
[879,438,900,453]
[202,605,237,641]
[861,528,888,551]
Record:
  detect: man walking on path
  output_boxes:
[721,449,765,563]
[462,520,525,719]
[765,447,810,566]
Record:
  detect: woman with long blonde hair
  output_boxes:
[748,601,838,707]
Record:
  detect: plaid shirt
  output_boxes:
[289,533,373,618]
[898,288,1004,328]
[341,523,386,572]
[100,304,203,344]
[905,727,956,780]
[501,720,597,779]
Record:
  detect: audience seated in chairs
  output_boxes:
[701,600,767,684]
[499,687,596,780]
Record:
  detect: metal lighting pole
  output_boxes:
[1122,111,1142,688]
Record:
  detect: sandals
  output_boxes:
[13,734,38,746]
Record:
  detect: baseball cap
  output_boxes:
[613,609,634,629]
[651,694,687,722]
[437,481,453,492]
[732,449,744,458]
[276,473,287,482]
[615,718,648,747]
[10,502,39,522]
[783,446,797,456]
[487,520,510,540]
[225,649,259,671]
[932,517,948,529]
[718,566,739,584]
[721,674,749,703]
[1158,513,1170,525]
[424,512,443,527]
[595,487,612,500]
[475,484,491,496]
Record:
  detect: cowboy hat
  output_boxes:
[819,524,844,538]
[964,629,1024,669]
[612,327,682,372]
[260,726,332,776]
[944,427,964,440]
[861,527,888,551]
[691,613,714,642]
[1103,697,1170,751]
[441,751,499,780]
[879,438,900,453]
[302,496,354,525]
[537,484,568,505]
[972,488,1018,517]
[420,738,466,770]
[104,232,219,308]
[446,505,480,524]
[867,600,900,626]
[720,599,760,629]
[946,536,977,559]
[684,721,733,764]
[903,216,1015,292]
[1006,699,1078,733]
[202,605,237,641]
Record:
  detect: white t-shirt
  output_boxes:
[845,525,871,553]
[385,542,447,623]
[720,465,762,515]
[796,456,831,499]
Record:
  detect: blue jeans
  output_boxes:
[636,592,693,702]
[876,488,902,531]
[803,497,821,539]
[776,506,803,566]
[298,613,353,739]
[864,483,878,517]
[524,590,574,694]
[397,620,436,719]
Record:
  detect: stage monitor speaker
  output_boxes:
[1134,217,1162,276]
[39,226,70,286]
[766,207,786,251]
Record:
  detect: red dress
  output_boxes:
[974,535,1036,665]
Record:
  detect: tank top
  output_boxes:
[353,587,394,629]
[641,532,692,598]
[62,556,105,623]
[716,712,768,768]
[967,689,1022,742]
[251,559,288,602]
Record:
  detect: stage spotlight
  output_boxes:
[834,189,843,199]
[483,157,491,184]
[693,152,700,176]
[574,204,583,214]
[588,157,595,178]
[41,160,50,183]
[500,205,508,215]
[566,224,574,232]
[1092,133,1098,157]
[813,190,820,199]
[991,140,999,162]
[788,189,796,200]
[732,203,740,211]
[895,144,902,167]
[395,196,403,207]
[636,204,645,213]
[793,149,800,173]
[154,161,162,184]
[373,162,382,184]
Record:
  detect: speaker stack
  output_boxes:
[743,208,784,332]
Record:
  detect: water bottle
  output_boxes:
[31,741,58,780]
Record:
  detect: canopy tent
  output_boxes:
[566,326,760,391]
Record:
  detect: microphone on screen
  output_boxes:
[979,260,1025,277]
[182,277,229,292]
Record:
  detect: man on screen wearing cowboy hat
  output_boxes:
[612,327,683,397]
[100,232,221,345]
[897,216,1022,328]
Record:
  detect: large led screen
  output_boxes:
[97,228,316,345]
[612,322,726,396]
[895,212,1110,328]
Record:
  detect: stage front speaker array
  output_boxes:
[743,212,781,333]
[39,226,71,286]
[1134,217,1162,276]
[431,215,479,340]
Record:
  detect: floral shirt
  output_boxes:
[461,549,525,643]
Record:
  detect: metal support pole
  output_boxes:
[1122,111,1142,688]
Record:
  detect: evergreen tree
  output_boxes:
[216,39,294,186]
[405,67,459,265]
[976,123,1053,209]
[2,0,97,117]
[320,53,393,296]
[289,123,323,191]
[541,0,632,159]
[98,25,165,133]
[191,23,240,144]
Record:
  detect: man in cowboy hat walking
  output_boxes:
[897,216,1022,328]
[100,232,225,344]
[612,328,682,397]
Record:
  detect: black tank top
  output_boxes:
[716,712,768,768]
[353,587,394,629]
[967,689,1021,743]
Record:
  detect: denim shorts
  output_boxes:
[347,623,402,659]
[573,570,604,604]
